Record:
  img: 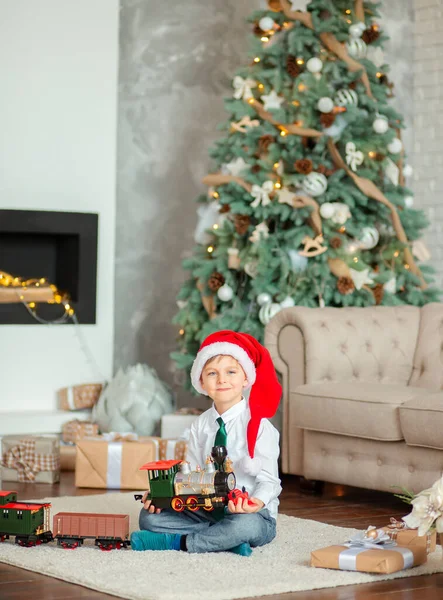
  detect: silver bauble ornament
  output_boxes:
[302,172,328,197]
[287,250,308,273]
[317,97,334,113]
[373,116,389,134]
[280,296,295,308]
[259,16,275,31]
[387,138,403,154]
[349,22,366,38]
[335,88,358,107]
[257,292,272,306]
[359,226,380,249]
[306,57,323,73]
[319,202,335,219]
[346,38,367,59]
[259,302,282,325]
[404,195,414,208]
[217,284,234,302]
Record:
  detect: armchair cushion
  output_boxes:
[400,392,443,450]
[293,382,432,441]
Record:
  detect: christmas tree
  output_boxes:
[172,0,440,390]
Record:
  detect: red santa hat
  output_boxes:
[190,330,282,475]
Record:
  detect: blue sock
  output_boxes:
[229,542,253,557]
[130,530,182,551]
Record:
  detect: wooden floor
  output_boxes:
[1,473,443,600]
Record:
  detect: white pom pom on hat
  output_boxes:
[190,330,282,470]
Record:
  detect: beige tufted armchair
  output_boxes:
[265,303,443,494]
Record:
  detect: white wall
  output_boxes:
[0,0,119,413]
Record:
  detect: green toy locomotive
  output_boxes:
[139,445,236,512]
[0,491,53,546]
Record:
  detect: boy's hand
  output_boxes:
[227,497,264,514]
[142,491,162,513]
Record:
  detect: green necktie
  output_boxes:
[214,417,228,448]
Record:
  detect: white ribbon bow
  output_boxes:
[233,76,257,100]
[346,141,364,171]
[345,527,395,550]
[250,181,274,208]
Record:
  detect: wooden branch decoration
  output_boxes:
[202,174,252,193]
[291,194,323,236]
[0,286,54,304]
[247,99,323,138]
[355,0,365,22]
[278,0,374,99]
[327,138,427,288]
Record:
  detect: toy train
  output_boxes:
[1,445,251,550]
[0,491,130,550]
[136,444,255,511]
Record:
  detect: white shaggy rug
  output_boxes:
[1,492,443,600]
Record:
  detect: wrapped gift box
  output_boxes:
[62,419,99,444]
[60,442,77,471]
[58,383,103,411]
[75,435,188,489]
[383,519,437,554]
[311,543,427,574]
[1,435,60,483]
[160,410,202,439]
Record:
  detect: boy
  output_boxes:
[131,330,282,555]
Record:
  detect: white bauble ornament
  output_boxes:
[259,302,282,325]
[317,97,334,113]
[335,88,358,107]
[404,195,414,208]
[331,203,351,225]
[280,296,295,308]
[349,22,366,38]
[359,226,380,249]
[403,164,413,177]
[259,16,275,31]
[257,292,272,306]
[287,250,308,272]
[319,202,336,219]
[387,138,403,154]
[307,57,323,73]
[373,116,389,134]
[217,284,234,302]
[384,276,397,295]
[346,38,367,59]
[302,172,328,197]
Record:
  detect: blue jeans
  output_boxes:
[139,506,276,554]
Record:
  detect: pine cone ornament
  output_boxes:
[320,113,336,128]
[219,203,230,214]
[234,214,251,235]
[372,283,384,305]
[337,276,355,295]
[207,272,226,292]
[286,55,302,78]
[330,236,342,249]
[251,164,261,174]
[320,9,332,19]
[317,164,336,177]
[362,26,380,44]
[253,23,263,36]
[348,81,358,90]
[294,158,313,175]
[258,134,275,153]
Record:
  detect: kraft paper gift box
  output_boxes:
[383,518,437,554]
[75,434,159,489]
[1,435,60,483]
[160,412,201,439]
[152,438,187,462]
[311,543,427,574]
[58,383,103,411]
[62,419,99,444]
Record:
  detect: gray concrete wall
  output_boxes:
[115,1,417,408]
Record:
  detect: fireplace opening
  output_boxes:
[0,209,98,324]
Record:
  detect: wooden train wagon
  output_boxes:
[53,512,130,550]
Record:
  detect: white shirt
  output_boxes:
[186,398,282,520]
